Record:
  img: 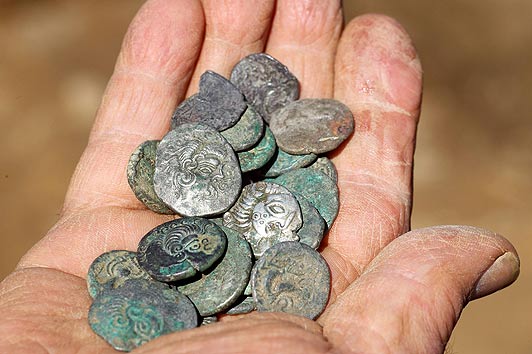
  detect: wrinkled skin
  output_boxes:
[0,1,520,353]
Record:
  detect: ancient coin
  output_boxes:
[177,222,253,316]
[269,99,354,154]
[237,127,276,173]
[154,123,242,216]
[251,241,330,320]
[171,71,246,131]
[221,104,264,152]
[264,149,317,178]
[223,181,302,257]
[88,279,198,352]
[126,140,174,214]
[137,217,227,282]
[200,316,218,326]
[268,169,338,228]
[225,296,256,315]
[294,193,326,250]
[87,250,153,299]
[243,280,252,296]
[230,53,299,123]
[307,157,338,183]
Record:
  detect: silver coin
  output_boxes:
[177,222,253,316]
[223,181,302,257]
[154,123,242,216]
[269,99,354,154]
[171,71,246,131]
[88,279,198,352]
[230,53,299,123]
[87,250,152,299]
[251,241,330,320]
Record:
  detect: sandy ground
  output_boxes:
[0,1,530,352]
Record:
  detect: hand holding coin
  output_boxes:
[0,1,519,353]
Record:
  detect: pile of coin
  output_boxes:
[87,53,354,352]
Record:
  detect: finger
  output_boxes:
[63,0,205,213]
[186,0,275,94]
[321,14,423,297]
[265,0,343,98]
[320,226,520,354]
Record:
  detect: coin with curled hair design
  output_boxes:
[223,181,302,257]
[89,279,197,352]
[87,250,152,299]
[230,53,299,123]
[137,217,227,282]
[153,123,242,216]
[251,241,330,320]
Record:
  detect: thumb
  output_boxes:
[319,225,519,354]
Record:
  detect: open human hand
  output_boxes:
[0,1,519,353]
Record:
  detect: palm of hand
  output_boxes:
[0,1,518,353]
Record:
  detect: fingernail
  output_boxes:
[472,252,520,299]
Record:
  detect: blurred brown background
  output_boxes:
[0,0,530,352]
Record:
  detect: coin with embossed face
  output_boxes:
[87,250,153,299]
[221,104,264,152]
[126,140,174,214]
[223,181,302,257]
[177,221,252,316]
[269,98,354,154]
[171,71,246,131]
[137,217,227,282]
[89,279,198,352]
[154,123,242,217]
[251,241,330,320]
[230,53,299,123]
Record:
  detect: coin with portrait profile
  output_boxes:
[136,217,227,282]
[251,241,330,320]
[223,181,302,257]
[154,123,242,217]
[88,279,198,352]
[87,250,153,299]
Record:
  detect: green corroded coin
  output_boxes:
[223,181,302,257]
[268,169,338,228]
[88,279,198,352]
[126,140,174,214]
[264,149,317,178]
[307,157,338,183]
[137,217,227,282]
[226,296,256,315]
[177,221,252,316]
[294,193,326,250]
[237,127,276,173]
[87,250,152,299]
[154,123,242,216]
[251,241,330,320]
[221,104,264,152]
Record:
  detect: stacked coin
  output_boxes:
[87,53,354,352]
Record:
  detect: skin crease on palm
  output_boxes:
[0,0,520,353]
